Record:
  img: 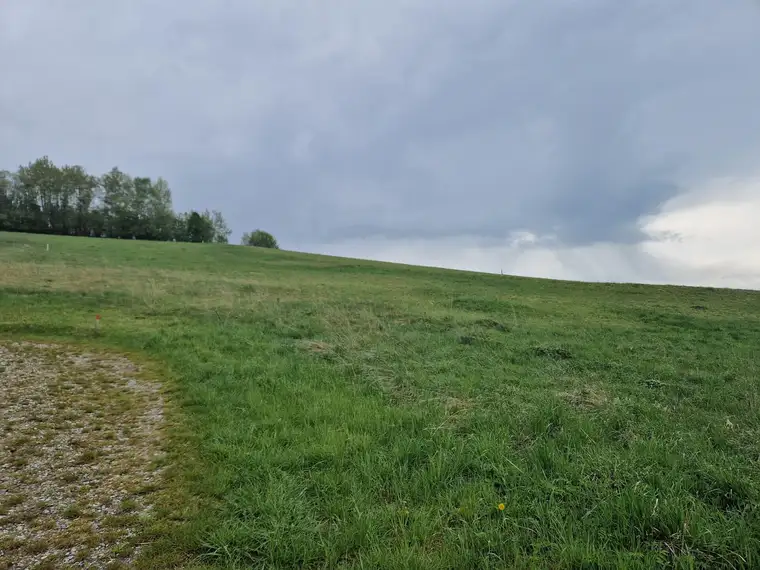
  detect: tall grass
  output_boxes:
[1,232,759,569]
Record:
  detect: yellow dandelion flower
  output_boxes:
[498,503,505,511]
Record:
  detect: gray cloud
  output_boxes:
[2,0,760,249]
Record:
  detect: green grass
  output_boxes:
[1,231,760,569]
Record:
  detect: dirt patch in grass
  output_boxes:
[0,342,165,569]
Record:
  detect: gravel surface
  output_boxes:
[0,342,166,569]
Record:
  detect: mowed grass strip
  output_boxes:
[1,231,759,569]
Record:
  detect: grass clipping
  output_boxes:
[0,342,165,569]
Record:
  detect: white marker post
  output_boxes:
[95,314,101,333]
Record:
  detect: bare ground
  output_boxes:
[0,342,166,569]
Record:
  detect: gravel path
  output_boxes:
[0,342,166,569]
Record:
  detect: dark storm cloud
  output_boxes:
[1,0,760,247]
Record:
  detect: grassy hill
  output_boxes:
[1,231,759,569]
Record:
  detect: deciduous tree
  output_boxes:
[241,229,279,249]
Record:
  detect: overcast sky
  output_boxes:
[2,1,760,289]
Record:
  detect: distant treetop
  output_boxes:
[241,230,279,249]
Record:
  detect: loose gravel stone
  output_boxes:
[0,342,165,570]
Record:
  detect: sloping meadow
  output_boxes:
[1,232,759,569]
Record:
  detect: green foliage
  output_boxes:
[186,211,214,243]
[241,229,279,249]
[0,171,13,231]
[0,156,232,244]
[2,232,760,569]
[207,210,232,244]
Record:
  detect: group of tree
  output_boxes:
[0,156,232,243]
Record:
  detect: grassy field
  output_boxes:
[1,231,759,569]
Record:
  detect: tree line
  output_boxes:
[0,156,232,243]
